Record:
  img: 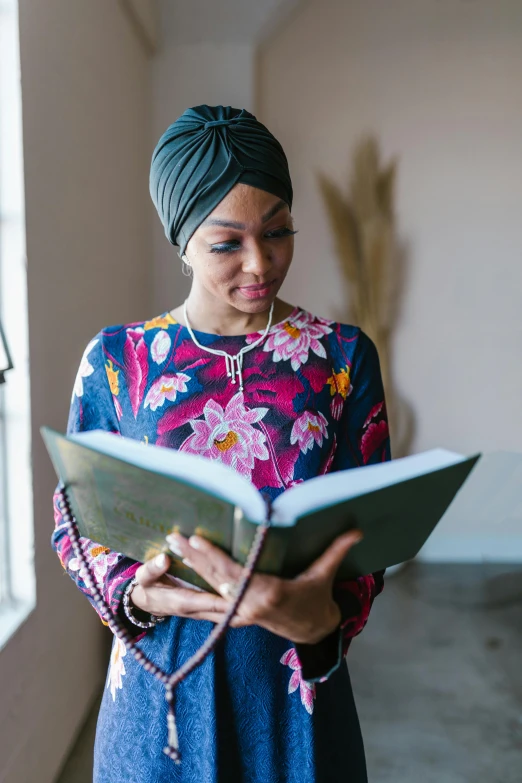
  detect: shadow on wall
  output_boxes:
[317,136,415,459]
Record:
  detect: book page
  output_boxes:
[69,430,267,523]
[272,448,467,525]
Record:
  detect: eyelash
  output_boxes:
[209,228,298,254]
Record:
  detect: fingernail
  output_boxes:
[182,558,193,568]
[155,553,168,568]
[353,533,364,544]
[166,534,183,557]
[189,535,202,550]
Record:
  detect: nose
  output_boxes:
[241,242,272,277]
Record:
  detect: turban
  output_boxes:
[149,105,293,256]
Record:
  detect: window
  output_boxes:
[0,0,34,649]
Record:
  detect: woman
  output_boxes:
[52,105,390,783]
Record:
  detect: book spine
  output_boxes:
[231,506,247,564]
[231,502,290,575]
[261,491,274,524]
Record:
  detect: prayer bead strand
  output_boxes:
[57,484,270,764]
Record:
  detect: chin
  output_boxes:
[234,298,275,313]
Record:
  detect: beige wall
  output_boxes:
[151,0,259,315]
[150,0,301,315]
[0,2,153,781]
[151,39,255,314]
[258,0,522,561]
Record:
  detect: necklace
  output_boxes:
[182,300,275,392]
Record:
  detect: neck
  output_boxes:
[181,287,277,336]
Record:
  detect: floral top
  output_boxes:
[52,305,390,675]
[51,305,390,782]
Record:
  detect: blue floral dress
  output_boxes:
[51,306,390,783]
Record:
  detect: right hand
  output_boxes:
[130,553,233,623]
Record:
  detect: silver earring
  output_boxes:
[181,254,192,277]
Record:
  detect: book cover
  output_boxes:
[42,426,480,588]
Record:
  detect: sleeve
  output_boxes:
[295,329,391,682]
[51,333,147,638]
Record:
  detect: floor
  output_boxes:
[56,562,522,783]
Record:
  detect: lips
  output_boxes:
[240,281,274,291]
[238,280,275,299]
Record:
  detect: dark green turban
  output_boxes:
[149,105,293,256]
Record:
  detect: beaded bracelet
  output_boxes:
[122,576,167,629]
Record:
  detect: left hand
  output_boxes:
[167,529,363,644]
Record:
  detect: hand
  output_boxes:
[130,553,232,623]
[168,529,364,644]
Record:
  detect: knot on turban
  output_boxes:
[203,118,239,130]
[149,105,293,256]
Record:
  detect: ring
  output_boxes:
[218,581,239,601]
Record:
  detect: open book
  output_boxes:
[42,426,480,590]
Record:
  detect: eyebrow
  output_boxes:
[201,199,288,230]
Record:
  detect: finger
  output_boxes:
[133,579,231,617]
[168,533,243,594]
[187,612,229,624]
[299,530,363,583]
[135,553,172,588]
[161,586,231,617]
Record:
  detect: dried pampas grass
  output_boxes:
[318,136,413,456]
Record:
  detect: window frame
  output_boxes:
[0,0,35,650]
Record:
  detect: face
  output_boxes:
[183,183,296,313]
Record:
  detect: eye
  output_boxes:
[209,240,241,255]
[265,227,298,239]
[208,227,298,254]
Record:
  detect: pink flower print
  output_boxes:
[181,392,269,479]
[363,401,384,428]
[338,575,375,638]
[247,311,332,371]
[151,330,171,364]
[286,478,304,489]
[72,338,98,400]
[280,648,316,715]
[107,637,127,701]
[330,395,344,420]
[320,434,338,475]
[361,421,389,464]
[113,395,123,421]
[290,411,328,454]
[360,401,389,464]
[123,327,149,418]
[69,540,120,588]
[144,373,190,412]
